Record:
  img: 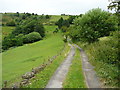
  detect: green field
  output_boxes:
[49,15,69,22]
[24,43,70,88]
[2,14,13,25]
[2,26,15,39]
[2,25,64,87]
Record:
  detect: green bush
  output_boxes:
[12,19,45,37]
[67,26,80,41]
[2,32,42,51]
[72,8,118,43]
[55,17,70,29]
[55,17,64,29]
[45,15,51,19]
[6,21,16,26]
[2,34,15,50]
[63,38,67,43]
[15,34,24,46]
[61,26,68,32]
[67,15,76,24]
[62,20,70,27]
[2,34,24,50]
[23,32,42,43]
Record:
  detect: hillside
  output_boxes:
[1,10,119,88]
[2,25,64,87]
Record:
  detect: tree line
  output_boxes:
[56,8,118,43]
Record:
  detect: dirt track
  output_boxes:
[45,44,101,88]
[45,44,75,88]
[75,44,102,88]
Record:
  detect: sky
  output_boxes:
[0,0,110,15]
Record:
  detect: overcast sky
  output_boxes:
[0,0,110,15]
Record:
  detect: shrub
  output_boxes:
[12,19,45,37]
[53,28,59,33]
[61,26,68,32]
[72,8,118,43]
[34,23,45,37]
[14,12,19,17]
[23,32,42,43]
[6,21,16,26]
[63,38,67,43]
[2,32,42,51]
[67,15,76,24]
[15,34,24,46]
[56,17,70,29]
[2,34,15,50]
[2,23,4,26]
[2,34,24,50]
[45,15,50,19]
[55,17,64,29]
[62,20,70,27]
[67,26,81,41]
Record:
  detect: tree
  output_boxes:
[61,14,65,16]
[2,34,24,50]
[108,0,120,31]
[14,12,19,17]
[61,26,68,32]
[6,21,16,26]
[26,13,31,17]
[56,17,70,29]
[34,23,45,37]
[45,15,50,19]
[108,0,120,13]
[32,13,35,15]
[62,20,70,27]
[70,8,118,43]
[21,15,26,19]
[67,15,76,24]
[15,34,24,46]
[2,31,42,50]
[55,17,64,29]
[12,19,45,37]
[79,14,83,17]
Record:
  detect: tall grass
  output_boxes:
[77,31,119,87]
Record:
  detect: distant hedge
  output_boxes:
[2,32,42,51]
[2,34,23,50]
[12,19,45,37]
[6,21,16,26]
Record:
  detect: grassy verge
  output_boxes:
[63,48,86,88]
[77,31,119,87]
[23,43,70,88]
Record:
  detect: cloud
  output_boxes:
[0,0,110,15]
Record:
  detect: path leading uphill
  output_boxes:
[45,44,75,88]
[75,44,102,88]
[45,43,101,88]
